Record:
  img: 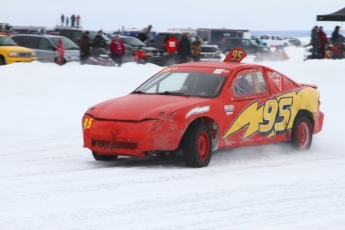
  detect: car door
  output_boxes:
[221,67,271,147]
[38,37,56,62]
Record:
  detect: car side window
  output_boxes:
[22,37,40,49]
[232,70,267,96]
[38,38,52,50]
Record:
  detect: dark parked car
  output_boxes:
[115,35,166,66]
[58,28,111,49]
[148,32,221,62]
[219,38,270,56]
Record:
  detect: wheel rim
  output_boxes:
[197,131,210,161]
[297,121,310,148]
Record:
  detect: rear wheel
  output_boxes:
[182,122,212,168]
[92,151,118,161]
[0,56,5,65]
[291,116,313,149]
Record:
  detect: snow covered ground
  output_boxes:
[1,47,345,230]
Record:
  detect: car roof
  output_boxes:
[11,34,64,39]
[172,61,258,71]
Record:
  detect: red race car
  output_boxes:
[82,48,324,168]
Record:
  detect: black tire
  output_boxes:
[182,122,212,168]
[92,151,118,161]
[0,56,5,65]
[291,115,313,150]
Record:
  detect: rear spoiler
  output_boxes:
[300,83,318,89]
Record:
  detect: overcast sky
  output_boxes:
[2,0,345,32]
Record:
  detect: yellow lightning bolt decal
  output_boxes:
[223,101,264,140]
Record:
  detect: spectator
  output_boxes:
[134,46,146,64]
[65,17,69,27]
[110,35,126,67]
[178,34,191,63]
[331,25,342,43]
[71,14,76,27]
[165,35,179,65]
[310,26,319,59]
[61,14,64,27]
[92,30,106,49]
[191,37,202,62]
[56,38,65,65]
[79,31,91,65]
[138,25,152,43]
[76,15,81,28]
[318,26,327,59]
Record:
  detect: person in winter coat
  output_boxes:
[61,14,64,27]
[191,37,202,62]
[331,25,342,43]
[92,30,106,49]
[178,34,191,63]
[71,14,76,27]
[65,17,69,27]
[310,26,319,59]
[138,25,152,43]
[110,35,126,67]
[134,46,146,64]
[76,15,81,28]
[164,35,179,65]
[56,38,65,65]
[318,26,328,59]
[78,31,91,65]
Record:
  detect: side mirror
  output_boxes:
[48,46,57,51]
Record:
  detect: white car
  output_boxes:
[259,35,291,47]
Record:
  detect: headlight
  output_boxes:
[144,53,151,57]
[67,55,79,61]
[8,52,19,57]
[32,52,36,57]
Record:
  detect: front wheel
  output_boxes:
[182,122,212,168]
[0,56,5,65]
[291,116,313,149]
[92,151,118,161]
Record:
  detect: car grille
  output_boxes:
[150,51,165,57]
[18,52,33,58]
[92,140,138,149]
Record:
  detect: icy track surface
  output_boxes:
[1,54,345,229]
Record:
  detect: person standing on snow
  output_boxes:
[190,37,202,62]
[92,30,106,49]
[56,38,65,65]
[138,25,152,43]
[178,34,191,63]
[164,34,179,65]
[79,31,91,65]
[110,35,126,67]
[310,26,320,59]
[318,26,328,59]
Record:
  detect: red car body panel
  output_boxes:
[82,49,324,158]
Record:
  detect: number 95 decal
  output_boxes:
[223,96,293,140]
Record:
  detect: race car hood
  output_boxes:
[87,94,212,121]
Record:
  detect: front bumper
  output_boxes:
[83,117,185,157]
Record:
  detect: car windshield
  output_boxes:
[133,71,227,98]
[122,37,146,47]
[0,36,17,46]
[50,37,79,50]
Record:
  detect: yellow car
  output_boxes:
[0,35,36,65]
